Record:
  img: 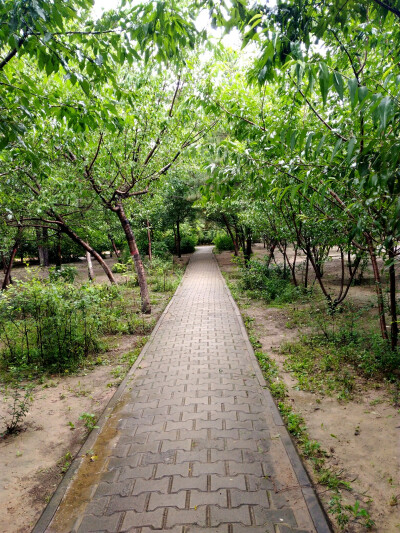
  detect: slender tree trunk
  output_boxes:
[304,254,309,288]
[86,251,94,281]
[146,219,152,262]
[2,229,22,290]
[222,214,239,256]
[176,220,181,258]
[42,228,49,266]
[108,233,120,259]
[366,235,388,340]
[116,204,151,314]
[388,242,398,350]
[36,227,45,266]
[56,233,62,270]
[266,242,276,267]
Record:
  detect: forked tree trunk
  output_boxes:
[108,233,120,259]
[222,214,239,256]
[53,217,116,285]
[116,204,151,314]
[86,251,94,281]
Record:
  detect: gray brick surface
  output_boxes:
[42,247,328,533]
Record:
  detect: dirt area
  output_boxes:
[0,254,191,533]
[216,245,400,533]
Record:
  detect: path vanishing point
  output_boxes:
[33,246,331,533]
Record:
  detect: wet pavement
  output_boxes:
[33,246,331,533]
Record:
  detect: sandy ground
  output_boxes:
[0,254,191,533]
[216,245,400,533]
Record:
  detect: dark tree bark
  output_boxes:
[366,235,388,340]
[115,203,151,313]
[388,242,398,350]
[53,219,116,285]
[222,214,239,256]
[108,233,120,259]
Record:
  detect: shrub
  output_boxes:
[213,233,234,252]
[164,232,197,255]
[48,265,77,283]
[239,259,300,304]
[0,280,121,372]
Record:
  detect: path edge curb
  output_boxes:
[32,261,190,533]
[214,251,333,533]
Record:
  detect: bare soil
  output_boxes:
[216,245,400,533]
[0,254,191,533]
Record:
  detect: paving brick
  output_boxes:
[148,490,187,510]
[171,474,208,492]
[189,489,228,508]
[77,513,122,532]
[166,508,207,528]
[210,475,246,491]
[155,463,190,478]
[106,493,147,514]
[121,509,164,529]
[230,489,270,508]
[131,477,170,495]
[210,505,251,526]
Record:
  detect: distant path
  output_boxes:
[34,246,330,533]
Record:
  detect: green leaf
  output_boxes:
[318,62,330,107]
[347,137,357,163]
[348,78,358,110]
[377,96,392,130]
[330,139,342,162]
[305,132,314,159]
[332,71,344,100]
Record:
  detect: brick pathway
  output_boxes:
[34,246,330,533]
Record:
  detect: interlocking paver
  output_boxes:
[37,247,329,533]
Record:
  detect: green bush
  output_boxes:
[0,280,121,372]
[48,265,77,283]
[239,259,300,304]
[213,233,234,252]
[164,232,197,255]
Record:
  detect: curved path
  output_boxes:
[34,247,330,533]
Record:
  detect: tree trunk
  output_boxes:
[176,220,181,258]
[108,233,120,259]
[146,219,152,262]
[366,235,388,340]
[53,218,116,285]
[86,251,94,281]
[388,242,398,350]
[116,204,151,314]
[42,228,49,266]
[222,214,239,256]
[56,233,62,270]
[2,229,22,290]
[304,254,309,288]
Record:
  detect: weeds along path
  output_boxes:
[34,246,330,533]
